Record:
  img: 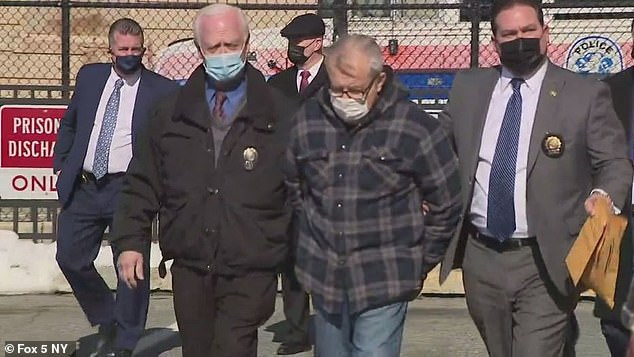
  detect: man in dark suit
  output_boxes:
[267,13,329,355]
[597,20,634,356]
[53,18,176,357]
[268,14,329,113]
[439,1,632,356]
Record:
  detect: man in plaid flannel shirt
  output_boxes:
[284,34,462,356]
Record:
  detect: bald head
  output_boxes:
[193,4,250,50]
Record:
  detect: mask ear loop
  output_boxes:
[194,41,206,62]
[304,38,319,54]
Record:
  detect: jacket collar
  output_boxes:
[174,63,277,132]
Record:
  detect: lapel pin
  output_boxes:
[549,89,557,97]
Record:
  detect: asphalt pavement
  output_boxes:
[0,293,610,357]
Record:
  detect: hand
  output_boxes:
[627,334,634,357]
[117,251,144,289]
[584,193,613,216]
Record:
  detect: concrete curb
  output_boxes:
[0,230,468,294]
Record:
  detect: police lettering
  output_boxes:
[573,40,614,55]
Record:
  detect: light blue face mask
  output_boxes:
[203,47,246,82]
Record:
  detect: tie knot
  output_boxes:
[300,70,311,80]
[114,79,124,90]
[215,91,227,106]
[511,78,523,91]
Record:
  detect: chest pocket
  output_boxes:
[297,149,331,191]
[359,148,404,192]
[159,122,207,197]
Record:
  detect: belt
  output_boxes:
[80,170,125,183]
[472,232,537,252]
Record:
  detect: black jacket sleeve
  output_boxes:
[110,97,170,253]
[53,66,87,172]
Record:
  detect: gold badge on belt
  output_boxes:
[541,133,564,158]
[243,147,258,171]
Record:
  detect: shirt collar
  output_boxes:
[205,76,247,104]
[300,55,324,79]
[110,67,140,86]
[499,59,548,93]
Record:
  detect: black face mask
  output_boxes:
[115,54,143,75]
[287,43,311,65]
[499,38,544,76]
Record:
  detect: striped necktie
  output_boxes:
[487,78,524,241]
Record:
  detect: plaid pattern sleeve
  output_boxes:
[289,84,463,316]
[411,115,462,274]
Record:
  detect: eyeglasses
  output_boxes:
[328,74,380,102]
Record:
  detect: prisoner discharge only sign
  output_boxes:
[0,105,66,199]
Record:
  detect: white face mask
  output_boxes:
[330,96,369,124]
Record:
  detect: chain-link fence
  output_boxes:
[1,0,634,101]
[2,0,634,239]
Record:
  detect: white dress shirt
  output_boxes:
[295,56,324,92]
[83,68,140,174]
[469,61,548,238]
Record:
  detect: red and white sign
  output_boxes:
[0,104,66,199]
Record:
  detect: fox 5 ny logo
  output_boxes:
[4,341,77,356]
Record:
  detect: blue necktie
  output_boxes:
[93,79,124,180]
[487,78,523,242]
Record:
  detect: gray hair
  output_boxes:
[325,34,384,77]
[193,4,250,45]
[108,18,144,48]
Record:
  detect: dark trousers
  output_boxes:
[601,318,630,357]
[281,257,310,344]
[462,237,575,357]
[56,176,150,350]
[171,264,277,357]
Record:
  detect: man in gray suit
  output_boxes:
[439,0,632,356]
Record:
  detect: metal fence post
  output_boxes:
[332,0,348,41]
[469,0,481,68]
[61,0,71,99]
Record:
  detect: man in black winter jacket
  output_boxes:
[111,4,293,357]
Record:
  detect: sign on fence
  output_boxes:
[0,105,64,199]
